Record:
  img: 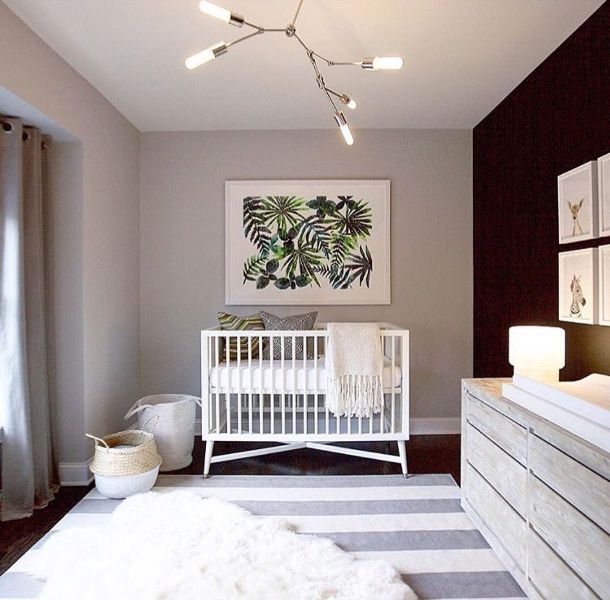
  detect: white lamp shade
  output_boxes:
[508,326,565,382]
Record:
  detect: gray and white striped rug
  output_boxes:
[0,474,525,600]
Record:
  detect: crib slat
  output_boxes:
[292,335,297,434]
[401,331,409,435]
[204,334,210,437]
[237,336,242,435]
[303,335,307,435]
[270,335,274,435]
[347,373,351,435]
[281,337,286,435]
[215,336,220,434]
[391,333,396,434]
[226,334,231,434]
[369,347,373,433]
[378,390,383,432]
[313,336,318,434]
[248,336,253,434]
[325,334,330,435]
[259,335,263,434]
[336,393,340,436]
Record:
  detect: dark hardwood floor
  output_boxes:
[0,435,460,575]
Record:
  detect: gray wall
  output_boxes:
[45,142,86,464]
[140,129,472,420]
[0,3,140,468]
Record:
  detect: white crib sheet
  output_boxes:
[209,357,402,392]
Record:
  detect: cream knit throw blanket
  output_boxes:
[326,322,384,417]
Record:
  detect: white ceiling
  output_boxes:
[4,0,604,131]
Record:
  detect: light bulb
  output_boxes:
[372,56,403,70]
[199,1,231,23]
[198,1,244,26]
[340,95,357,110]
[185,42,227,70]
[334,112,354,146]
[340,123,354,145]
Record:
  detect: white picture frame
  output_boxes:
[225,180,391,305]
[598,152,610,238]
[558,248,598,324]
[599,244,610,326]
[558,161,597,244]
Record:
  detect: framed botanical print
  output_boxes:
[225,180,391,305]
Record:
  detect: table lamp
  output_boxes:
[508,326,565,383]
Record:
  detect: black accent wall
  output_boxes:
[473,3,610,379]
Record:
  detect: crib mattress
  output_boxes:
[209,357,402,392]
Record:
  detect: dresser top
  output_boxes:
[463,377,610,460]
[462,378,510,404]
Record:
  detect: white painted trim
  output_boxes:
[58,459,94,486]
[194,417,461,437]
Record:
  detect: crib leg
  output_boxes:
[397,440,408,478]
[203,441,215,478]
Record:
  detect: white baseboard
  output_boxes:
[409,417,461,435]
[193,417,460,437]
[58,460,94,486]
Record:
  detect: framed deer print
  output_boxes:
[558,248,598,324]
[599,245,610,326]
[598,153,610,238]
[558,161,597,244]
[225,180,391,305]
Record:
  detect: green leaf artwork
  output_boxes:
[242,195,373,291]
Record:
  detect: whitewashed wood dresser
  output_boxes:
[461,378,610,600]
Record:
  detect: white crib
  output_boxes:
[200,323,409,477]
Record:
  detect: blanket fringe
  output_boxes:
[327,374,384,418]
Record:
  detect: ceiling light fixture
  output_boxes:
[185,0,404,145]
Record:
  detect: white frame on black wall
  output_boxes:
[558,161,598,244]
[599,244,610,326]
[558,248,598,325]
[598,152,610,238]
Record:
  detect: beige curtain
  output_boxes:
[0,117,57,521]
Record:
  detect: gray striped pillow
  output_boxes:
[217,312,264,361]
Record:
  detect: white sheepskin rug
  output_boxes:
[29,491,415,600]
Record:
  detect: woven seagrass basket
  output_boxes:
[87,430,162,476]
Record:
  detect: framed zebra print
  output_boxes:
[558,248,598,325]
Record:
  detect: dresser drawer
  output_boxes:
[532,419,610,480]
[466,464,526,571]
[530,434,610,531]
[528,530,599,600]
[466,423,527,516]
[466,392,527,464]
[530,476,610,597]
